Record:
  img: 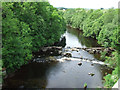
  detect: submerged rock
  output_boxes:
[88,73,95,76]
[78,62,82,66]
[62,70,66,73]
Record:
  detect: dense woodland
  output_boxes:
[2,2,66,73]
[64,8,120,87]
[1,1,120,88]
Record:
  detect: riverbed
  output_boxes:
[3,26,112,88]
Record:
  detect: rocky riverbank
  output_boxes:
[32,46,115,67]
[33,46,115,58]
[64,47,115,54]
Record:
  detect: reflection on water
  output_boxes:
[65,26,100,48]
[3,27,112,89]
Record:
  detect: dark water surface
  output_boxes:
[3,27,112,88]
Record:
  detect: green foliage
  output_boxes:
[104,67,118,88]
[63,9,76,25]
[97,23,118,47]
[104,52,118,68]
[2,3,30,72]
[2,2,65,73]
[83,9,103,38]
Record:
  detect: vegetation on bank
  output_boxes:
[2,2,66,73]
[63,8,120,88]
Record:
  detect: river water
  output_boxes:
[3,26,112,88]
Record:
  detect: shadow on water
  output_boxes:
[3,27,112,89]
[3,61,58,88]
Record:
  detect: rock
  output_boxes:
[50,52,53,54]
[88,73,95,76]
[54,46,62,50]
[76,47,81,49]
[67,46,70,48]
[58,51,62,54]
[62,70,66,73]
[65,49,70,52]
[32,59,36,62]
[71,48,79,52]
[86,49,91,51]
[78,62,82,66]
[38,55,41,57]
[40,46,62,56]
[96,50,100,53]
[104,48,109,52]
[91,63,94,66]
[80,56,83,58]
[89,50,95,54]
[93,50,96,54]
[41,47,48,52]
[89,59,92,61]
[64,58,71,61]
[49,56,57,62]
[58,58,64,62]
[104,65,107,67]
[63,52,72,57]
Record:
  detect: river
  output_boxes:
[3,26,112,88]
